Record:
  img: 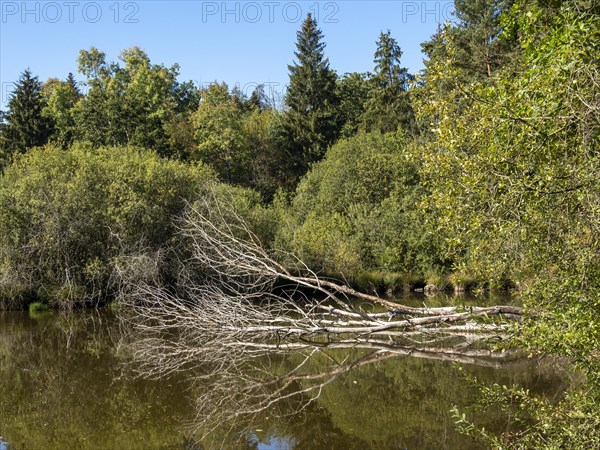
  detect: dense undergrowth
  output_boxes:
[0,0,598,446]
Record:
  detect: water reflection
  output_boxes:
[0,309,570,450]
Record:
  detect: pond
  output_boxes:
[0,296,572,449]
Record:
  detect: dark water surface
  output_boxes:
[0,296,570,450]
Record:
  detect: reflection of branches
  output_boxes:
[120,318,524,442]
[117,187,524,440]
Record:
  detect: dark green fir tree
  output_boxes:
[282,13,340,176]
[0,69,52,159]
[362,31,415,134]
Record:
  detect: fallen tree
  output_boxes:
[115,188,527,440]
[117,187,523,366]
[118,188,521,345]
[175,191,522,316]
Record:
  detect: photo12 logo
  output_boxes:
[1,1,140,24]
[201,2,340,24]
[401,1,454,24]
[2,82,19,106]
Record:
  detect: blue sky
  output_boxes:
[0,1,454,108]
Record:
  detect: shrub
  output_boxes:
[28,302,49,313]
[0,143,215,307]
[281,131,449,278]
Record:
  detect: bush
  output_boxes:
[0,143,215,307]
[280,131,449,278]
[28,302,49,313]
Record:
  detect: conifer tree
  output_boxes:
[0,69,52,157]
[452,0,515,78]
[421,0,516,83]
[247,85,271,111]
[362,31,414,134]
[282,14,339,175]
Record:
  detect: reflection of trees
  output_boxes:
[0,311,570,449]
[121,312,569,449]
[0,311,194,450]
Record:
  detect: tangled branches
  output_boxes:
[119,188,521,348]
[117,188,523,438]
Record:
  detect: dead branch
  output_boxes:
[116,185,526,440]
[176,188,521,316]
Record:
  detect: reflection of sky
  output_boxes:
[253,434,294,450]
[0,439,8,450]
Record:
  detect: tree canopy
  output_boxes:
[0,70,52,161]
[0,3,598,444]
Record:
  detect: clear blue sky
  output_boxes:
[0,1,454,108]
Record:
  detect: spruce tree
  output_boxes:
[362,31,414,134]
[0,69,52,157]
[452,0,515,78]
[66,72,79,93]
[247,85,270,111]
[421,0,516,82]
[282,14,339,175]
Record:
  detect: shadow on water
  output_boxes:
[0,303,574,450]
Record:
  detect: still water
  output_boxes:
[0,298,570,450]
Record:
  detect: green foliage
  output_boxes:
[0,70,52,161]
[192,83,246,183]
[192,84,291,199]
[73,46,193,156]
[280,13,340,179]
[242,108,294,199]
[421,0,517,83]
[452,371,600,449]
[361,31,415,134]
[42,73,81,149]
[336,72,371,138]
[28,302,49,313]
[201,182,281,249]
[419,0,600,444]
[451,0,517,78]
[0,143,215,306]
[280,132,447,278]
[422,0,600,359]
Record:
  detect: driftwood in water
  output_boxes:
[115,189,528,440]
[118,189,522,374]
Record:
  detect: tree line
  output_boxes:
[0,16,414,199]
[0,0,598,445]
